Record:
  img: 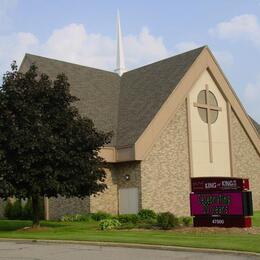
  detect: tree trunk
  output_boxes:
[32,194,40,228]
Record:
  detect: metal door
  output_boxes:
[118,187,138,214]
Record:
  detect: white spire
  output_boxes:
[115,10,127,76]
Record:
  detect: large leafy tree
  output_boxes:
[0,63,111,227]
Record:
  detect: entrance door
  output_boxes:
[119,187,138,214]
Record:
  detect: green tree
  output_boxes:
[0,63,111,227]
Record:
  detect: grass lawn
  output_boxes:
[0,212,259,253]
[252,211,260,227]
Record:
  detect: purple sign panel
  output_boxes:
[191,177,249,192]
[190,192,244,216]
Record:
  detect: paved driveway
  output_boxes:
[0,241,259,260]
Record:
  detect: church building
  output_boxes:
[1,15,259,220]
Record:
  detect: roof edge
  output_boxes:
[21,53,120,76]
[123,46,207,76]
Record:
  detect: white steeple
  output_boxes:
[115,10,127,76]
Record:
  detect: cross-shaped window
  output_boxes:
[193,85,222,163]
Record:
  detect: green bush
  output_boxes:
[4,198,44,220]
[4,201,12,219]
[4,200,22,220]
[157,212,178,230]
[91,211,111,221]
[60,215,72,222]
[99,219,121,230]
[180,216,192,227]
[116,222,136,229]
[138,209,157,220]
[116,214,138,224]
[136,221,156,229]
[60,214,92,222]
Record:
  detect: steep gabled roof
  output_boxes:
[20,47,205,147]
[20,47,259,161]
[20,54,121,146]
[117,47,205,147]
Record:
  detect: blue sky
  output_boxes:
[1,0,260,121]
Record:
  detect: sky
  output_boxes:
[0,0,260,122]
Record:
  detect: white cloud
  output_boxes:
[174,41,200,54]
[244,75,260,121]
[209,14,260,46]
[0,32,38,76]
[42,23,115,69]
[124,27,168,67]
[0,23,169,77]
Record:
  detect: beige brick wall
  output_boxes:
[48,163,141,218]
[49,197,90,220]
[90,168,118,214]
[90,163,141,214]
[231,110,260,210]
[141,102,191,216]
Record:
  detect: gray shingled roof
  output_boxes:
[117,47,204,147]
[21,46,258,147]
[20,54,121,146]
[249,116,260,135]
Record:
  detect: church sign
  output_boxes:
[193,216,252,228]
[191,177,249,192]
[190,192,252,216]
[190,177,253,227]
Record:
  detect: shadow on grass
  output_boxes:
[0,220,68,231]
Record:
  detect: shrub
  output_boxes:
[77,214,92,222]
[116,222,136,229]
[180,216,192,227]
[117,214,138,224]
[60,214,92,222]
[4,198,44,220]
[4,200,13,219]
[138,209,157,220]
[60,215,72,222]
[99,219,121,230]
[157,212,178,230]
[91,211,111,221]
[136,221,155,229]
[4,200,22,220]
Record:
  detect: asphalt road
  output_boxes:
[0,241,259,260]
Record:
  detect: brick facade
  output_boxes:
[47,102,191,218]
[141,102,191,216]
[90,168,118,214]
[45,163,142,219]
[48,197,90,220]
[90,162,141,214]
[3,103,258,220]
[231,110,260,210]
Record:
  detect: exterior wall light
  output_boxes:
[125,174,130,181]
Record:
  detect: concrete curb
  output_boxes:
[0,238,260,258]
